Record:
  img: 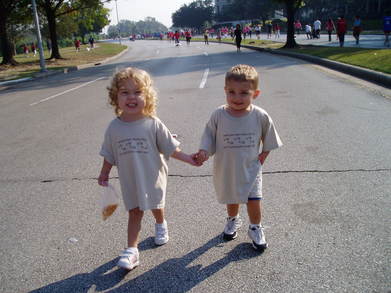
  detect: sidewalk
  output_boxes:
[262,32,388,49]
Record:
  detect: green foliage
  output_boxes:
[288,46,391,74]
[172,0,214,29]
[107,18,168,38]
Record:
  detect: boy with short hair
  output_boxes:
[195,64,282,251]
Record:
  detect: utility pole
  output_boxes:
[115,0,122,44]
[31,0,47,72]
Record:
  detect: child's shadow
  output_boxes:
[29,235,263,293]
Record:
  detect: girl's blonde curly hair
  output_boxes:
[107,67,157,117]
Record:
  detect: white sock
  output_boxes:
[156,219,167,227]
[228,215,239,221]
[249,223,261,229]
[125,247,138,254]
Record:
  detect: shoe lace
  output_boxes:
[227,217,241,231]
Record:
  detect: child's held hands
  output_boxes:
[194,150,209,165]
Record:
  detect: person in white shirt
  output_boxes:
[305,24,312,39]
[313,19,321,38]
[195,64,283,251]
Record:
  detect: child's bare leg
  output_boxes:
[226,204,240,217]
[246,200,262,224]
[151,208,165,224]
[127,207,144,247]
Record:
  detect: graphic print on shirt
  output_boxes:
[223,133,256,149]
[118,137,148,155]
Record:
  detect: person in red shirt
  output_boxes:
[74,39,81,51]
[326,18,335,42]
[185,30,192,45]
[174,31,180,45]
[336,16,347,47]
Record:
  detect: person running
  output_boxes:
[352,15,362,45]
[313,19,321,39]
[336,16,347,47]
[267,22,272,39]
[204,29,209,45]
[185,30,192,45]
[174,30,180,46]
[305,24,312,39]
[234,24,243,52]
[384,15,391,47]
[195,64,283,251]
[255,24,261,40]
[295,20,302,35]
[74,39,81,51]
[326,18,335,42]
[98,67,200,270]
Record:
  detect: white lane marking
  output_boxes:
[203,52,208,56]
[30,77,105,106]
[199,68,209,89]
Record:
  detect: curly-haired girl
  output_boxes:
[98,67,200,270]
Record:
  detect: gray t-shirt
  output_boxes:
[100,117,180,211]
[200,105,282,204]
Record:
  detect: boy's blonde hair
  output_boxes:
[107,67,157,117]
[225,64,259,90]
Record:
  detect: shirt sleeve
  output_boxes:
[155,118,180,160]
[261,112,283,152]
[199,110,217,156]
[99,125,116,165]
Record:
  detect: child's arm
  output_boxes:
[171,147,202,166]
[258,151,270,165]
[98,159,113,186]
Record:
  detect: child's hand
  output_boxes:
[190,153,203,166]
[195,150,209,165]
[98,172,109,186]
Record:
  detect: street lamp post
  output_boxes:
[115,0,121,44]
[31,0,46,72]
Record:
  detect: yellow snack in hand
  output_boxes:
[102,204,118,220]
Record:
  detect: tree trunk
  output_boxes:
[44,4,62,59]
[0,12,18,65]
[282,0,298,48]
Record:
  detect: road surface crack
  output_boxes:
[2,168,390,184]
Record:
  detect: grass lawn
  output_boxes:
[286,46,391,74]
[0,42,127,81]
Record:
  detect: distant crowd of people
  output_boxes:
[297,15,390,47]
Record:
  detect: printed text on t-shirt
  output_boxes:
[223,133,255,149]
[118,137,148,155]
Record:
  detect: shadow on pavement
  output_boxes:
[29,234,264,293]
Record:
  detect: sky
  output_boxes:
[104,0,195,29]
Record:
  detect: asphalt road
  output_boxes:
[0,40,390,293]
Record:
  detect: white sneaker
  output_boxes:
[117,248,139,270]
[155,220,169,246]
[248,225,268,251]
[223,216,242,240]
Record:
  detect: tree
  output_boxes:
[172,0,214,30]
[37,0,105,60]
[274,0,304,48]
[0,0,28,65]
[75,5,110,43]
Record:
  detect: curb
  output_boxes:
[0,46,129,88]
[220,41,391,89]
